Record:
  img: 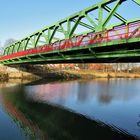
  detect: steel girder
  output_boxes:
[133,0,140,5]
[3,0,140,58]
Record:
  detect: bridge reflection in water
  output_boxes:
[0,79,140,140]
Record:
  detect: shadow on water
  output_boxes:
[137,115,140,128]
[1,84,138,140]
[25,77,66,86]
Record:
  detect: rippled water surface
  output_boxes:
[0,79,140,140]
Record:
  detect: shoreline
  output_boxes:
[1,64,140,82]
[65,70,140,79]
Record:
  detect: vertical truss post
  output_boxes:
[67,19,71,38]
[6,48,10,55]
[34,33,42,47]
[49,26,59,43]
[17,42,22,52]
[3,49,6,55]
[97,4,103,32]
[24,39,30,50]
[4,48,8,55]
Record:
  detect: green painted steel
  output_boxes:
[1,36,140,64]
[133,0,140,5]
[1,0,140,64]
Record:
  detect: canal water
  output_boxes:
[0,79,140,140]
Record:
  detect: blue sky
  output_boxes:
[0,0,139,45]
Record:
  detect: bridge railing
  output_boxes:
[0,21,140,61]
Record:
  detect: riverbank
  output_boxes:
[0,65,39,81]
[64,70,140,79]
[0,64,79,82]
[1,64,140,82]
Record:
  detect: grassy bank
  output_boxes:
[66,70,140,79]
[1,64,140,82]
[0,65,79,82]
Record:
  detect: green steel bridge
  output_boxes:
[0,0,140,65]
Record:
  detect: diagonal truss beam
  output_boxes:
[103,0,123,28]
[133,0,140,6]
[3,0,140,56]
[104,6,127,23]
[72,19,94,30]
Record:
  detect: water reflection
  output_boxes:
[0,79,140,140]
[25,79,140,138]
[26,79,139,104]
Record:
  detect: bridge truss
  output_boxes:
[1,0,140,64]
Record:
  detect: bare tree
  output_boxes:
[0,38,17,55]
[4,38,16,48]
